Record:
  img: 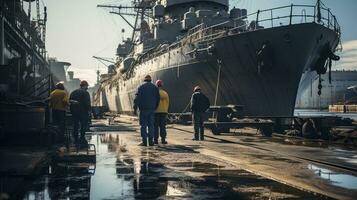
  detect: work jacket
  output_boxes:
[190,91,210,113]
[156,88,169,113]
[69,88,91,115]
[134,81,160,111]
[49,89,69,111]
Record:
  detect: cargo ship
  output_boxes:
[95,0,341,116]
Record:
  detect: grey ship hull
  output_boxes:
[100,23,339,116]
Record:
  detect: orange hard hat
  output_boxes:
[144,75,152,81]
[155,80,163,87]
[194,86,201,92]
[80,80,89,87]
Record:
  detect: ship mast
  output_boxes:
[97,0,154,50]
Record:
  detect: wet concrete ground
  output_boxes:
[170,125,357,199]
[14,119,357,199]
[21,132,329,200]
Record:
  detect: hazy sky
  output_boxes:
[39,0,357,86]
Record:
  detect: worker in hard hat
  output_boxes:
[154,80,169,144]
[49,82,69,140]
[69,80,91,148]
[133,75,160,146]
[190,86,210,141]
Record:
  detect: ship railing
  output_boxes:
[185,21,231,44]
[185,3,340,44]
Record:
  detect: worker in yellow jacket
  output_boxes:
[154,80,169,144]
[49,82,69,137]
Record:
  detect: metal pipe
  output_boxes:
[0,0,4,65]
[270,9,273,27]
[0,15,4,65]
[317,0,321,23]
[214,59,222,106]
[256,10,260,30]
[17,59,20,94]
[289,4,293,25]
[327,8,330,28]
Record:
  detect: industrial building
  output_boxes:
[296,70,357,109]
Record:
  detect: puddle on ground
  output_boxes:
[235,132,356,150]
[90,125,135,132]
[248,154,301,164]
[308,164,357,190]
[18,133,333,199]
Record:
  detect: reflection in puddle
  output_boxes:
[23,162,95,200]
[166,181,188,197]
[18,133,332,199]
[308,164,357,190]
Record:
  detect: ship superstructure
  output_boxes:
[96,0,341,116]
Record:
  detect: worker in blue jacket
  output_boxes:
[134,75,160,146]
[190,86,210,141]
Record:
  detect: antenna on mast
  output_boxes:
[97,0,154,50]
[96,69,100,84]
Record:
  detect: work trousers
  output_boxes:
[154,113,167,142]
[52,110,66,140]
[192,112,205,140]
[72,112,88,144]
[139,110,155,144]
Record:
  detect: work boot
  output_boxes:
[193,133,199,141]
[148,137,154,146]
[139,138,148,146]
[161,139,168,144]
[154,139,159,145]
[200,135,204,141]
[138,142,147,147]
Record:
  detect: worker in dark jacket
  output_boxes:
[190,86,210,141]
[134,75,160,146]
[70,80,91,147]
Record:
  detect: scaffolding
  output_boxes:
[0,0,49,98]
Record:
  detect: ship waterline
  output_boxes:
[99,23,339,116]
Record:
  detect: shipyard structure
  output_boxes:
[0,0,52,135]
[96,0,341,117]
[0,0,49,99]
